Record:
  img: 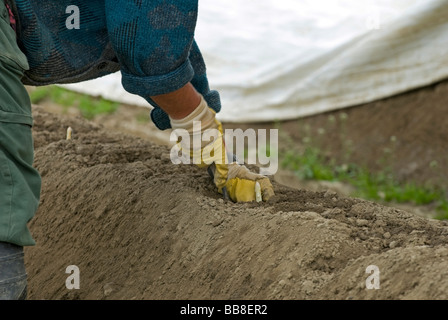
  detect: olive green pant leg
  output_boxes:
[0,1,41,247]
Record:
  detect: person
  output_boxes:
[0,0,275,300]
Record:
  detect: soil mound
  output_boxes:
[25,106,448,300]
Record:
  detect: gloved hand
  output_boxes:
[170,95,275,202]
[209,161,275,202]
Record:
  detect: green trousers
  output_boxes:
[0,2,40,246]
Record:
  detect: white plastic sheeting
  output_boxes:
[61,0,448,123]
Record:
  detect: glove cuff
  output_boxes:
[169,94,216,133]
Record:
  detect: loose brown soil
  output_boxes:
[25,81,448,300]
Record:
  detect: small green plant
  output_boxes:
[282,146,335,181]
[136,111,150,123]
[78,94,118,120]
[29,85,118,119]
[281,146,448,218]
[435,201,448,220]
[279,116,448,220]
[29,86,52,104]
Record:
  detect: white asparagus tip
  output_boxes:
[66,127,73,140]
[255,181,262,202]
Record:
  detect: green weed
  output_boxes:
[29,85,118,119]
[279,115,448,220]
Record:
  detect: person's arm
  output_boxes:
[154,84,275,202]
[105,1,274,202]
[150,82,201,120]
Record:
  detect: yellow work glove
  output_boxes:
[169,95,275,202]
[210,162,275,202]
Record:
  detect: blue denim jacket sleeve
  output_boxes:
[11,0,221,130]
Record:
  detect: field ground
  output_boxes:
[25,79,448,299]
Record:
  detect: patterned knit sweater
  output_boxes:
[5,0,221,130]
